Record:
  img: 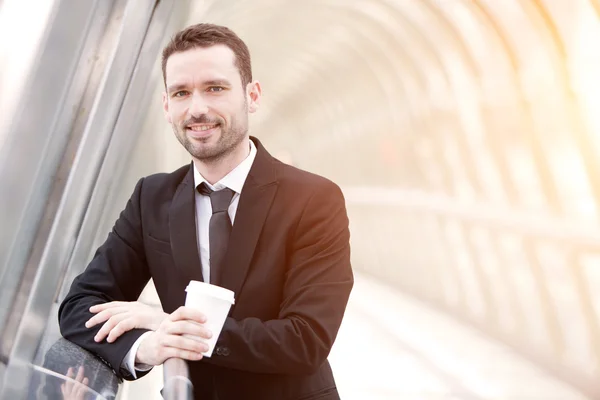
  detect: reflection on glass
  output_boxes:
[21,338,118,399]
[28,365,106,400]
[60,366,90,400]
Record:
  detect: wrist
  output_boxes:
[135,332,154,366]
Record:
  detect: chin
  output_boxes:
[190,142,222,159]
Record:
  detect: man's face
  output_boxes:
[163,45,260,162]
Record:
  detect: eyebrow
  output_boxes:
[167,83,188,93]
[204,79,232,87]
[167,80,232,93]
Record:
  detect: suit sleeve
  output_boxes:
[205,180,354,375]
[58,178,152,380]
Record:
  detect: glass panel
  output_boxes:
[470,227,517,334]
[422,214,461,306]
[439,1,558,211]
[442,219,486,319]
[0,0,111,338]
[579,253,600,327]
[28,366,110,400]
[536,243,596,372]
[482,0,598,221]
[542,0,600,221]
[504,143,548,212]
[0,0,58,150]
[5,337,118,399]
[497,233,550,351]
[543,0,600,155]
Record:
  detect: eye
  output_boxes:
[207,86,224,93]
[173,90,189,97]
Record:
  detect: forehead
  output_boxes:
[165,45,240,85]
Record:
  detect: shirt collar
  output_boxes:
[193,139,257,194]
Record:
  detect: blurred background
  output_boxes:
[2,0,600,399]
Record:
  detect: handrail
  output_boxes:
[162,358,193,400]
[344,185,600,398]
[0,0,159,396]
[343,186,600,246]
[29,338,119,400]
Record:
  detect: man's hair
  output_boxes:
[161,23,252,88]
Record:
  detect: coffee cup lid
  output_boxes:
[185,281,235,304]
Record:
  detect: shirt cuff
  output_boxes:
[122,331,154,378]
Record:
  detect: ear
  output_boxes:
[247,81,262,114]
[162,91,172,123]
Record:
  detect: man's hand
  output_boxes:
[86,301,168,343]
[61,366,89,400]
[136,306,212,366]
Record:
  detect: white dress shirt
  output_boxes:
[122,140,257,377]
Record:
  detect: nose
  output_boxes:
[188,92,209,117]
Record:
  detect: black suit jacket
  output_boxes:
[58,137,354,400]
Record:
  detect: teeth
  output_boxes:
[189,124,217,132]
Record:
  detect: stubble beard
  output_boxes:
[173,114,248,164]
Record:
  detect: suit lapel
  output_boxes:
[218,137,278,302]
[169,164,204,283]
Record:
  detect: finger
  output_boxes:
[94,314,128,342]
[76,377,90,396]
[89,301,128,313]
[60,383,67,397]
[86,307,127,328]
[86,307,126,328]
[162,334,209,354]
[170,306,207,324]
[165,320,212,339]
[162,346,204,361]
[76,366,84,382]
[107,318,138,343]
[63,367,75,392]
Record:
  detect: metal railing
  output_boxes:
[0,0,191,396]
[5,337,193,399]
[162,358,193,400]
[345,186,600,398]
[31,338,119,400]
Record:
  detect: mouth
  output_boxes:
[186,123,220,139]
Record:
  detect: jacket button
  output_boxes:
[215,346,230,356]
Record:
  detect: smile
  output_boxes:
[188,124,219,131]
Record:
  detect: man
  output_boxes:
[59,23,353,400]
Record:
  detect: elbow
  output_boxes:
[57,296,75,331]
[57,299,70,336]
[289,338,332,375]
[57,296,86,341]
[298,359,327,375]
[292,350,330,375]
[283,317,340,375]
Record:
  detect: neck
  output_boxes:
[193,137,250,185]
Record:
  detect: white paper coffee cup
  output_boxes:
[184,280,235,357]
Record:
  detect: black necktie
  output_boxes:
[197,183,235,284]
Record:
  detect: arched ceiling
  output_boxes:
[180,0,600,215]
